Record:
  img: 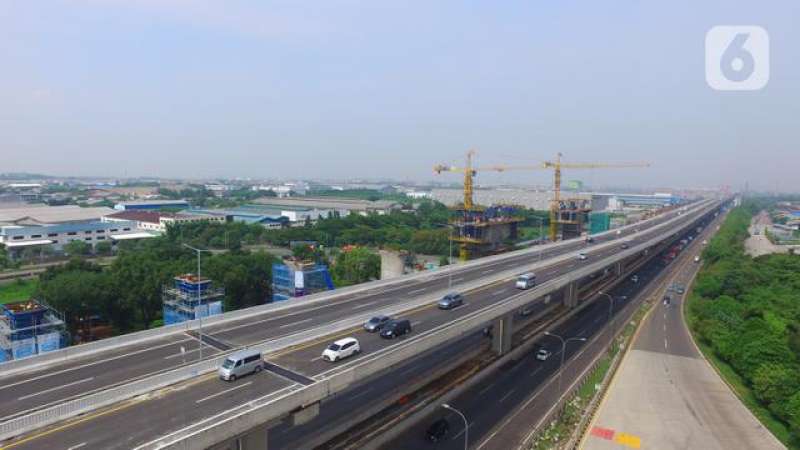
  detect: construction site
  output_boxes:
[0,299,65,362]
[162,274,225,325]
[434,150,650,259]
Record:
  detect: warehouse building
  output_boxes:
[103,210,225,233]
[0,205,145,257]
[113,200,190,211]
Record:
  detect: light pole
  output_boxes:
[183,243,211,361]
[435,223,455,289]
[544,331,587,398]
[442,403,468,450]
[598,292,616,349]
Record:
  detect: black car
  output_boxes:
[363,315,391,332]
[380,319,411,339]
[620,242,629,249]
[426,418,450,442]
[585,236,595,243]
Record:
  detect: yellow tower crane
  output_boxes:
[542,153,650,241]
[433,150,539,259]
[433,149,539,211]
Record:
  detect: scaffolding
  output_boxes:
[450,205,524,260]
[0,300,66,362]
[272,258,334,301]
[162,274,225,325]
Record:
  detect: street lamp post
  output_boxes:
[598,292,616,349]
[544,331,587,398]
[183,243,211,361]
[442,403,468,450]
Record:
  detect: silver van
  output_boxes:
[218,349,263,381]
[515,273,536,289]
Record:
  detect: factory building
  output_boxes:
[0,300,66,362]
[113,200,190,211]
[0,205,145,258]
[162,274,225,325]
[103,210,225,233]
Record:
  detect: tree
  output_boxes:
[95,241,113,256]
[64,240,91,256]
[332,247,380,287]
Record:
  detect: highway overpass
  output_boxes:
[0,199,723,449]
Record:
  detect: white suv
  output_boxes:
[322,337,361,362]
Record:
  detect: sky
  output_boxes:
[1,1,798,192]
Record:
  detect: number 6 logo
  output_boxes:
[706,26,769,91]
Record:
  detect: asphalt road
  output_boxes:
[582,218,785,450]
[0,205,719,450]
[380,233,676,450]
[0,203,701,423]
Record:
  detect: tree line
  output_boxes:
[687,200,800,446]
[36,238,277,337]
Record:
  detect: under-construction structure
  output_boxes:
[434,150,649,249]
[434,150,525,260]
[0,300,65,362]
[272,257,335,301]
[162,274,225,325]
[542,152,649,241]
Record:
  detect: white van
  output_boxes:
[516,273,536,290]
[218,349,263,381]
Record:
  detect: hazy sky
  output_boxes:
[1,1,798,191]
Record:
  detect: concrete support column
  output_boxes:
[238,424,268,450]
[491,313,513,355]
[564,281,579,308]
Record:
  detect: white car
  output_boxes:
[694,255,701,263]
[536,349,552,361]
[322,337,361,362]
[577,252,588,261]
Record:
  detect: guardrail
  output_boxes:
[136,205,717,450]
[0,203,716,443]
[0,199,711,378]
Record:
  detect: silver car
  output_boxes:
[218,349,263,382]
[363,315,391,332]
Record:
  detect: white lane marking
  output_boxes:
[67,443,87,450]
[452,421,475,440]
[451,277,465,283]
[196,381,253,404]
[408,288,427,295]
[17,377,95,401]
[499,388,516,403]
[491,290,506,297]
[0,338,192,391]
[163,346,209,360]
[311,356,323,362]
[482,268,495,274]
[665,338,668,350]
[279,318,314,329]
[351,301,379,310]
[411,321,423,327]
[530,366,543,377]
[479,383,496,396]
[348,387,374,401]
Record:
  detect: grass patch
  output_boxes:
[0,279,39,304]
[685,295,796,448]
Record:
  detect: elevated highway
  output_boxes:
[0,199,722,449]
